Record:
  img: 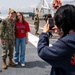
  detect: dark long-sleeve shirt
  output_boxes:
[37,32,75,75]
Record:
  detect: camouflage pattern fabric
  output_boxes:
[0,17,15,59]
[1,39,14,59]
[0,18,15,40]
[34,15,39,33]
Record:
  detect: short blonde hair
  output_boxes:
[9,9,15,14]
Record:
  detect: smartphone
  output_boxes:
[47,18,54,30]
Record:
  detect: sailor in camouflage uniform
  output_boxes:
[34,13,39,35]
[0,9,16,69]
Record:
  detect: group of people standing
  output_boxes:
[0,9,30,69]
[0,4,75,75]
[0,9,54,70]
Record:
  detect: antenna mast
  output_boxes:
[35,0,50,15]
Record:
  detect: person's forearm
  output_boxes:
[26,32,28,39]
[26,32,29,44]
[0,29,5,40]
[38,32,49,46]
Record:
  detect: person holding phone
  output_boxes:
[47,14,53,37]
[37,4,75,75]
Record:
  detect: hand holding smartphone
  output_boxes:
[47,18,54,30]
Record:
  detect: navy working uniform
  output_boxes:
[1,18,15,59]
[0,9,16,69]
[34,14,39,35]
[37,32,75,75]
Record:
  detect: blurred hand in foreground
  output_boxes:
[43,24,50,33]
[52,25,64,37]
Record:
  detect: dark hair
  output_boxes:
[54,4,75,36]
[47,14,52,18]
[16,12,25,25]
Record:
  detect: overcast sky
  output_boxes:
[0,0,75,14]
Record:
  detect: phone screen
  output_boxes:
[47,18,54,30]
